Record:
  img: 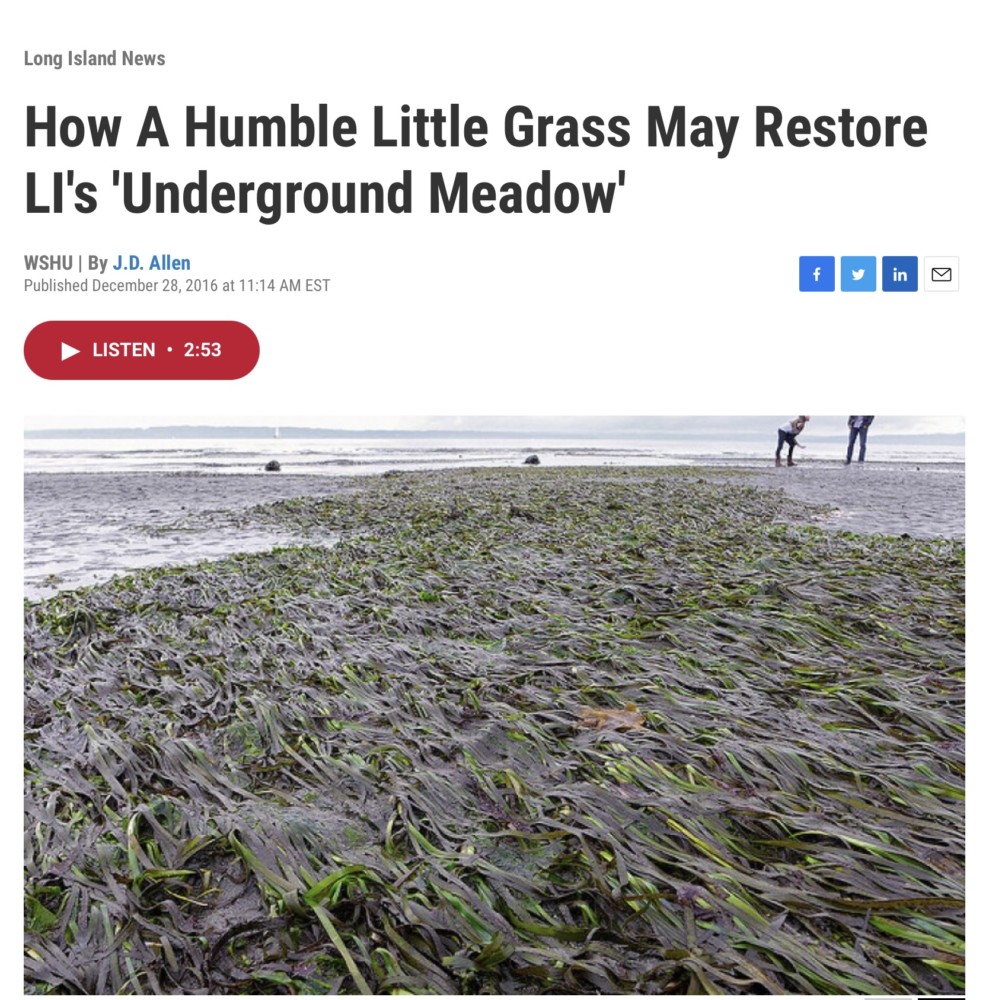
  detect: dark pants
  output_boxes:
[846,425,868,463]
[776,429,797,460]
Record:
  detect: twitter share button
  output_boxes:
[840,256,877,292]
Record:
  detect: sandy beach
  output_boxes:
[24,465,964,994]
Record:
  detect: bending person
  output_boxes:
[775,416,809,467]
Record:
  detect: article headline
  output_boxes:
[26,104,930,224]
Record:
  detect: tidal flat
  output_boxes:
[24,467,964,994]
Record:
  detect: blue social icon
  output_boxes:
[799,256,835,292]
[840,256,877,292]
[881,256,918,292]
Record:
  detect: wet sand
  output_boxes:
[728,461,964,539]
[24,462,964,600]
[24,473,342,600]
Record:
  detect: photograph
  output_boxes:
[24,417,964,994]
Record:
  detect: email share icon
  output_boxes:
[924,256,959,291]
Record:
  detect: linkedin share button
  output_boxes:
[24,321,259,380]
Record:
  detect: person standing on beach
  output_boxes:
[845,416,874,464]
[775,416,809,467]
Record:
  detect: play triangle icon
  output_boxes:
[61,342,80,361]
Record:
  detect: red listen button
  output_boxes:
[24,321,259,380]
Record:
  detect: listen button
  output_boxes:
[24,321,259,379]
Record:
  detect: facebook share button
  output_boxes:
[799,256,835,292]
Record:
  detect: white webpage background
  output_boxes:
[4,1,983,990]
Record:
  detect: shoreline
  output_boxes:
[24,463,965,601]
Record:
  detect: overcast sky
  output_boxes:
[22,416,964,437]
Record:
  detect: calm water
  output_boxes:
[23,434,965,476]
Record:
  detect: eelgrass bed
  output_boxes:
[24,468,964,994]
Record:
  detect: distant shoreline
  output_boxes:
[23,424,967,445]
